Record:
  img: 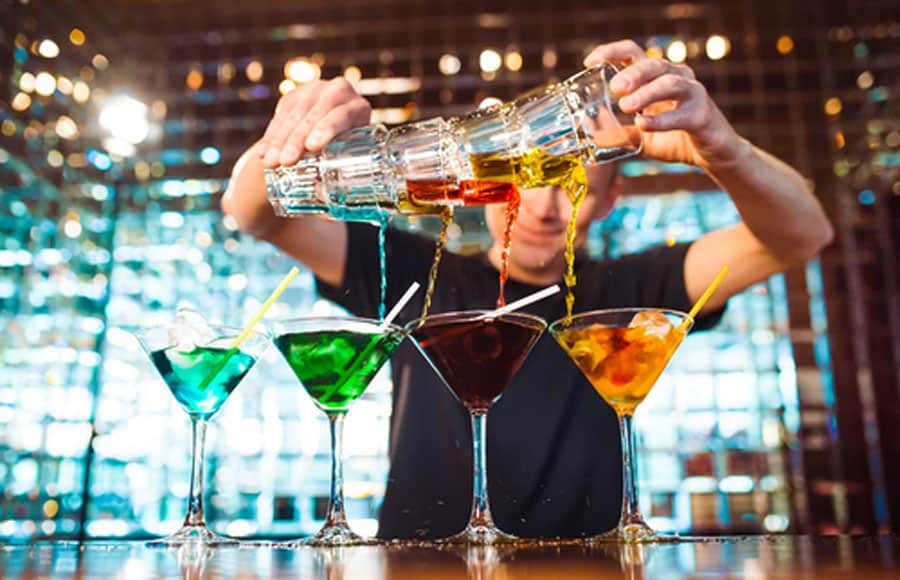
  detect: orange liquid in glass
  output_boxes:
[555,311,686,414]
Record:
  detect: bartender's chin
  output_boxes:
[511,252,565,284]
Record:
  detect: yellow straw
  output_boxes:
[198,266,299,390]
[229,266,300,349]
[679,266,729,332]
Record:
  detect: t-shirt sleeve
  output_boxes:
[603,241,725,331]
[315,222,435,320]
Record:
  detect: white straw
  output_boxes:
[381,282,421,328]
[482,284,560,319]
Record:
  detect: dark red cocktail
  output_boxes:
[408,310,546,545]
[412,313,543,411]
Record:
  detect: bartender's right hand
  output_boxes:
[255,77,372,168]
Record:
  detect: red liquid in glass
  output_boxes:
[412,315,543,412]
[406,179,518,206]
[407,179,521,308]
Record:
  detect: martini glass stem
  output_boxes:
[470,411,495,528]
[184,418,208,527]
[325,413,349,529]
[617,411,643,528]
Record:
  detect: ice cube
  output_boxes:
[169,309,215,353]
[599,347,637,386]
[627,310,674,340]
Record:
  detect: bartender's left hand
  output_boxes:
[585,39,749,172]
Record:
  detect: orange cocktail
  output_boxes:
[554,310,686,414]
[550,308,693,543]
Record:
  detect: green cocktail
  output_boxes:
[137,316,269,547]
[275,317,405,546]
[150,346,256,419]
[276,330,401,412]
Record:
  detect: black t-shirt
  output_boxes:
[317,222,723,540]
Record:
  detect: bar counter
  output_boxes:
[2,535,899,579]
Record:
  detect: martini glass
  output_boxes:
[274,317,406,546]
[136,320,270,547]
[549,308,693,543]
[407,310,546,544]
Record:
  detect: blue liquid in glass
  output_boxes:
[151,346,255,419]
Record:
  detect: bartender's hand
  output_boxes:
[585,40,748,172]
[255,77,372,168]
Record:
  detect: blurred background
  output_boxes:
[0,0,897,541]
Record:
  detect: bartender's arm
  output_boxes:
[585,40,834,313]
[221,78,371,287]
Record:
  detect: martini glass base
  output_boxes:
[586,522,681,544]
[436,524,520,546]
[146,524,239,548]
[286,523,380,547]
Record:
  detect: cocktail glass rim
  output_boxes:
[134,319,271,351]
[273,315,404,335]
[548,306,693,333]
[405,308,548,332]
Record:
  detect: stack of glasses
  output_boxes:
[265,63,643,219]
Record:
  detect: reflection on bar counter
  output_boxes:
[0,143,810,541]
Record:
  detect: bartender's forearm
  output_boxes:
[221,144,281,239]
[706,140,834,266]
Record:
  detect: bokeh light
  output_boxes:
[666,40,687,63]
[479,49,502,73]
[38,39,59,58]
[245,60,263,82]
[505,50,523,71]
[34,72,56,96]
[199,147,221,165]
[439,54,461,76]
[69,28,85,45]
[776,35,794,55]
[706,35,730,60]
[284,58,321,84]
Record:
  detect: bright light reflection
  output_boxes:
[344,65,362,82]
[56,76,73,95]
[706,35,730,60]
[102,137,136,158]
[63,220,82,238]
[479,48,502,73]
[35,72,56,96]
[69,28,86,45]
[478,96,502,109]
[73,81,90,103]
[439,53,461,75]
[284,58,320,83]
[11,93,31,111]
[199,146,221,164]
[55,116,79,139]
[19,71,35,92]
[667,40,687,63]
[225,520,257,537]
[356,77,421,95]
[86,520,129,537]
[99,95,150,144]
[764,514,789,532]
[505,50,523,71]
[38,39,60,58]
[92,54,109,70]
[246,60,263,82]
[160,211,185,229]
[278,79,295,95]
